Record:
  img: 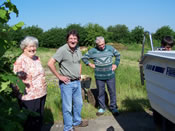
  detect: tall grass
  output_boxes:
[44,82,62,123]
[7,44,152,123]
[116,65,149,112]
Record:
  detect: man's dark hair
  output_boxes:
[161,36,174,47]
[66,30,79,41]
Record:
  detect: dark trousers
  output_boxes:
[96,77,117,110]
[18,95,46,131]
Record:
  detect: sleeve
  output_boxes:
[78,47,82,60]
[53,48,63,63]
[82,50,91,65]
[113,47,120,66]
[13,56,28,80]
[13,57,23,74]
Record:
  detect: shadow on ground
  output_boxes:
[41,89,156,131]
[88,89,155,131]
[113,98,155,131]
[42,108,54,131]
[113,111,155,131]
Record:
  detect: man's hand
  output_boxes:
[112,64,117,71]
[89,63,95,69]
[59,75,70,84]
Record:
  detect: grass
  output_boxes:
[43,82,62,123]
[116,62,149,112]
[6,44,152,123]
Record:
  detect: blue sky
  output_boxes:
[7,0,175,33]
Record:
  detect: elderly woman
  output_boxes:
[13,36,47,131]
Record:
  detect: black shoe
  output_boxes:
[111,108,119,116]
[73,120,88,128]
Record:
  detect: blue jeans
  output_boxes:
[95,77,117,110]
[60,80,83,131]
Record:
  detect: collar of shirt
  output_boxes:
[95,45,106,51]
[66,43,78,53]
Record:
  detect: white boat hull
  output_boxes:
[142,51,175,124]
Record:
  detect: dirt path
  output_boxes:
[42,111,155,131]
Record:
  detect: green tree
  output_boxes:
[66,24,87,46]
[41,27,66,48]
[84,23,107,46]
[153,26,174,41]
[107,25,116,42]
[0,0,26,130]
[107,24,130,44]
[9,28,24,46]
[9,25,44,47]
[22,25,43,43]
[0,23,14,46]
[130,26,144,44]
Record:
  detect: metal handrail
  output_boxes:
[139,31,154,85]
[148,32,154,51]
[144,31,154,51]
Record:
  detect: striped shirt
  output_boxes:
[82,45,120,80]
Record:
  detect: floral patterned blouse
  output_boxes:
[13,54,47,100]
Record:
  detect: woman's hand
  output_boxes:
[17,71,27,80]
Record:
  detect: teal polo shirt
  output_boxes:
[53,44,82,80]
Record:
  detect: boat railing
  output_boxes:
[139,31,154,85]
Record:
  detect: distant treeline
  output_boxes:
[1,23,175,48]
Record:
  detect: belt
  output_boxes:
[70,78,80,82]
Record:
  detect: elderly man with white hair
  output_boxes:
[82,36,120,116]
